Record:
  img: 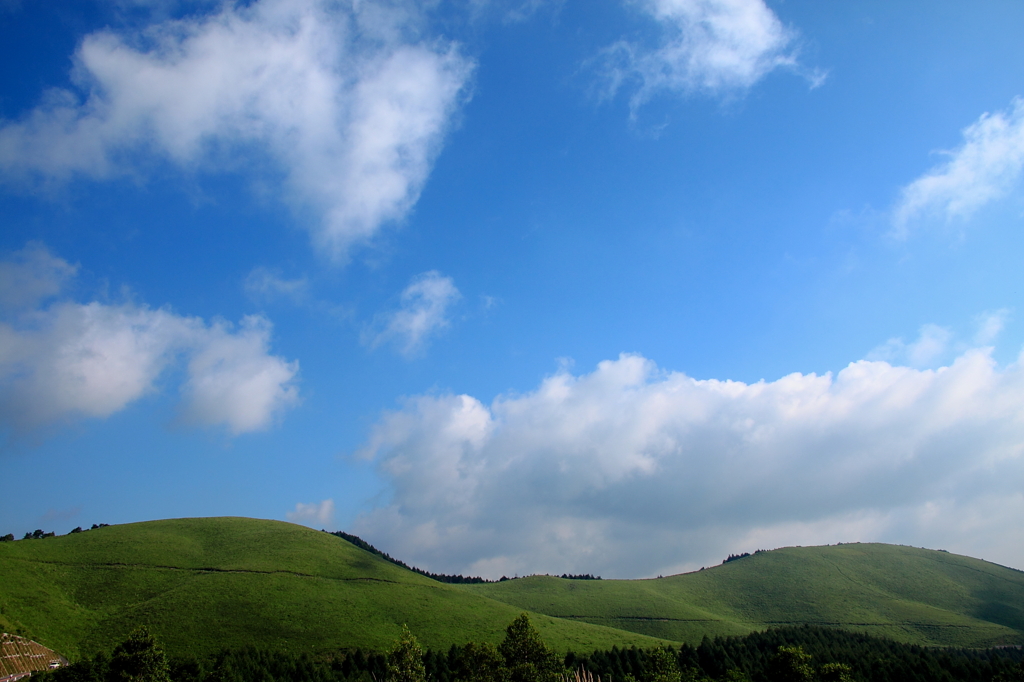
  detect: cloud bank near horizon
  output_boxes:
[353,345,1024,579]
[0,244,299,436]
[0,0,474,258]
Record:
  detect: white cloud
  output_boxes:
[867,323,952,368]
[354,347,1024,578]
[365,270,461,356]
[893,97,1024,234]
[868,315,1013,369]
[180,316,299,434]
[599,0,808,113]
[287,498,335,527]
[0,244,298,435]
[0,0,474,258]
[974,309,1010,346]
[0,241,78,311]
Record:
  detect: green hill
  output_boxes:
[3,519,1022,661]
[0,517,667,660]
[458,543,1024,648]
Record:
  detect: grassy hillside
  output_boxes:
[0,518,668,660]
[4,519,1021,660]
[459,543,1024,648]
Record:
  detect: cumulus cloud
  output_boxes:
[364,270,460,356]
[893,97,1024,235]
[353,348,1024,578]
[0,244,298,435]
[0,0,474,258]
[598,0,810,113]
[287,498,335,527]
[180,316,299,434]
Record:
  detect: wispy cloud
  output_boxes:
[893,97,1024,235]
[0,241,78,311]
[597,0,816,114]
[0,0,475,259]
[867,323,953,368]
[364,271,461,357]
[974,309,1010,346]
[355,345,1024,578]
[287,498,335,528]
[867,315,1012,369]
[0,244,299,436]
[245,267,310,305]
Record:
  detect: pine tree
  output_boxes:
[642,648,681,682]
[766,646,813,682]
[386,626,426,682]
[107,627,171,682]
[451,642,508,682]
[499,614,560,682]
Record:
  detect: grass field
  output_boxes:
[0,518,669,660]
[2,518,1021,661]
[459,544,1024,648]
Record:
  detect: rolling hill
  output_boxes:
[1,518,1022,662]
[458,543,1024,648]
[0,517,668,660]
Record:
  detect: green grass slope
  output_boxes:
[459,544,1024,648]
[0,518,667,660]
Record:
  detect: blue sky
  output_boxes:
[2,0,1024,579]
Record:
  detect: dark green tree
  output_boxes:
[995,660,1024,682]
[499,614,560,682]
[107,627,171,682]
[766,646,813,682]
[451,642,508,682]
[642,648,681,682]
[718,671,748,682]
[816,662,852,682]
[385,625,426,682]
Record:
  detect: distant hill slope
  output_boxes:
[458,543,1024,647]
[0,518,667,660]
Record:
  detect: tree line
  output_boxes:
[1,524,111,542]
[34,617,1024,682]
[329,532,602,583]
[329,531,511,584]
[721,550,772,565]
